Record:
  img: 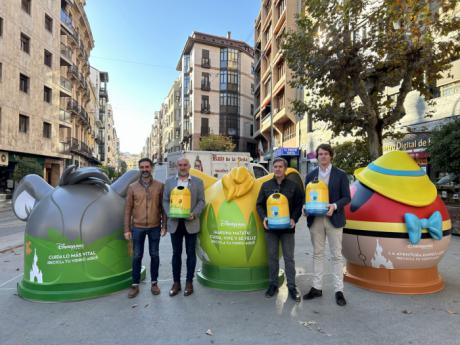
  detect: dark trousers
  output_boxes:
[170,220,197,283]
[131,226,161,284]
[265,231,296,289]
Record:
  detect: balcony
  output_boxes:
[96,132,104,144]
[60,77,72,93]
[59,109,71,123]
[69,65,79,80]
[100,87,108,99]
[70,138,93,157]
[201,81,211,91]
[79,108,88,124]
[67,99,79,114]
[201,105,211,114]
[59,140,70,154]
[201,58,210,68]
[60,10,75,34]
[60,43,72,63]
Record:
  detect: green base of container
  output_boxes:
[197,262,284,291]
[17,267,146,302]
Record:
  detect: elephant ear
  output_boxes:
[12,174,54,221]
[111,170,140,197]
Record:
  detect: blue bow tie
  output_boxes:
[404,211,443,245]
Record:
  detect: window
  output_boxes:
[219,92,239,107]
[19,114,29,133]
[45,14,53,33]
[276,61,285,81]
[264,24,272,44]
[44,50,52,67]
[201,72,210,90]
[220,70,239,91]
[250,104,254,116]
[44,86,52,103]
[201,95,210,113]
[0,62,2,82]
[20,33,30,53]
[251,83,254,95]
[43,122,51,138]
[440,81,460,97]
[21,0,31,15]
[276,0,286,18]
[0,17,3,37]
[19,74,29,93]
[202,49,210,68]
[220,48,239,69]
[201,118,209,136]
[283,122,295,140]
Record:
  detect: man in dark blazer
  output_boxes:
[304,143,351,306]
[163,158,205,297]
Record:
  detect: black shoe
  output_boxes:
[335,291,347,306]
[288,288,301,302]
[303,287,323,300]
[265,285,278,298]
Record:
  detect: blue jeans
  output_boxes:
[170,220,197,283]
[131,226,161,284]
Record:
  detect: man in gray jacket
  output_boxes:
[163,158,205,297]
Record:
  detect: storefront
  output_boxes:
[273,147,300,170]
[383,132,432,176]
[0,152,63,193]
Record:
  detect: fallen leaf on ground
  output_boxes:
[131,304,138,308]
[206,329,213,336]
[299,320,317,328]
[144,304,149,308]
[402,310,413,314]
[447,309,458,315]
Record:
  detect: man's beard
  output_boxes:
[178,171,188,177]
[141,171,151,177]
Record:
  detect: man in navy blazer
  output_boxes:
[304,143,351,306]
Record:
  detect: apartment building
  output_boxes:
[163,79,182,156]
[253,0,305,169]
[0,0,121,193]
[104,104,120,170]
[59,0,98,168]
[0,0,67,189]
[176,31,256,153]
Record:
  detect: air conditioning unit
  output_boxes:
[0,151,8,166]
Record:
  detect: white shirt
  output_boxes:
[175,174,191,188]
[318,164,332,185]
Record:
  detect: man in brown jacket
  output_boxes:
[124,158,167,298]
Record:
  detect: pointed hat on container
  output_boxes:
[354,151,437,207]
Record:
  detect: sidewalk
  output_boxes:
[0,217,459,345]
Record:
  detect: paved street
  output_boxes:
[0,209,459,345]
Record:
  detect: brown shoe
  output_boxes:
[151,282,160,295]
[184,281,194,296]
[128,285,139,298]
[169,282,181,297]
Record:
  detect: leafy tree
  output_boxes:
[13,159,43,182]
[198,134,236,152]
[283,0,460,159]
[119,160,128,174]
[98,165,116,180]
[333,140,372,175]
[428,118,460,175]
